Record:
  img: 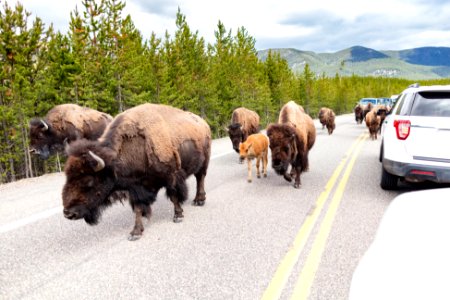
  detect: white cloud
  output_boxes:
[6,0,450,52]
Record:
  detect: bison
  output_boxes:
[376,105,389,133]
[362,102,374,120]
[354,104,364,124]
[239,133,269,183]
[62,103,211,241]
[318,107,336,135]
[227,107,260,154]
[365,107,381,140]
[267,101,316,188]
[29,104,112,159]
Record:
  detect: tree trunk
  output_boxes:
[117,74,123,112]
[21,123,33,178]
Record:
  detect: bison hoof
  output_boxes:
[248,179,252,183]
[294,183,301,189]
[127,234,142,241]
[193,199,205,206]
[283,173,292,182]
[264,174,267,178]
[173,215,184,223]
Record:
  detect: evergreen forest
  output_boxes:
[1,0,448,183]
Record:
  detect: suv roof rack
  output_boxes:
[408,83,420,88]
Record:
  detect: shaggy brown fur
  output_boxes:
[318,107,336,135]
[267,101,316,188]
[62,103,211,241]
[375,104,389,133]
[354,104,364,124]
[29,104,112,159]
[227,107,260,153]
[365,106,382,140]
[362,103,374,120]
[239,133,269,182]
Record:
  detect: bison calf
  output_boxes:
[239,133,269,182]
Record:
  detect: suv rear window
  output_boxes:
[410,91,450,117]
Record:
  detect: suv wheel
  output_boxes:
[380,167,398,190]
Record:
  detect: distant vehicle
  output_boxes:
[358,98,379,105]
[349,188,450,300]
[390,94,399,106]
[378,97,393,107]
[379,83,450,190]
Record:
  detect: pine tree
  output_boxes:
[0,2,50,181]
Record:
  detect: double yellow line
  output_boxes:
[261,132,368,300]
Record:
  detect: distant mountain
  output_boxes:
[257,46,450,79]
[348,46,389,62]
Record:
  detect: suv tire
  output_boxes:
[380,167,398,190]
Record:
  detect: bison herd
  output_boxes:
[353,102,390,140]
[29,101,342,240]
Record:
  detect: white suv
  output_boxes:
[379,83,450,190]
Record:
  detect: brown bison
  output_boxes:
[376,105,389,133]
[318,107,336,135]
[267,101,316,188]
[239,133,269,183]
[227,107,260,153]
[362,102,374,120]
[365,106,382,140]
[354,104,364,124]
[29,104,112,159]
[62,103,211,241]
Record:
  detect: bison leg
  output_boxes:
[166,179,187,222]
[247,158,253,182]
[256,157,261,179]
[193,171,206,206]
[293,167,301,189]
[263,152,268,178]
[283,173,292,182]
[169,196,184,223]
[128,206,147,241]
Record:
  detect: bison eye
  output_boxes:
[82,176,95,188]
[283,146,290,152]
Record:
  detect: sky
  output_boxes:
[6,0,450,53]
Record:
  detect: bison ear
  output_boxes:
[88,151,105,172]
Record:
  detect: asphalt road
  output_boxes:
[0,114,424,299]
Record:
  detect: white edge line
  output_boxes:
[0,206,62,233]
[0,150,235,234]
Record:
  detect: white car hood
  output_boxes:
[349,188,450,300]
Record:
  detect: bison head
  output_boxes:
[62,140,115,225]
[239,140,254,160]
[266,124,298,176]
[227,123,243,153]
[29,119,58,159]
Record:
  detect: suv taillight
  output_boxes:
[394,120,411,140]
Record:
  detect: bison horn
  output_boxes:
[88,151,105,172]
[40,119,49,131]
